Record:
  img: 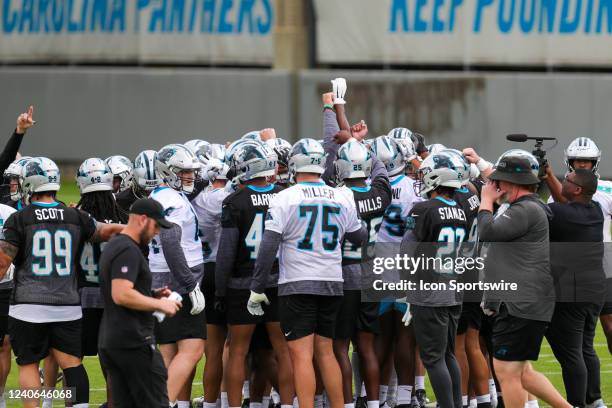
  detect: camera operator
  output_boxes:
[477,150,570,408]
[546,169,606,408]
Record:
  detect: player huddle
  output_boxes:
[0,78,609,408]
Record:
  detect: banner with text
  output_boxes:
[0,0,273,64]
[314,0,612,66]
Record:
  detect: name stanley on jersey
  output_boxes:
[35,208,65,221]
[438,207,467,221]
[250,193,278,207]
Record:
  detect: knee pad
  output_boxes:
[63,364,89,404]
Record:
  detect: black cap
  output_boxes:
[489,156,540,185]
[129,198,173,229]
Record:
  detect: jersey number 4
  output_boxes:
[32,230,72,276]
[298,204,340,251]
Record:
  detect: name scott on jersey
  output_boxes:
[250,193,278,207]
[34,208,65,221]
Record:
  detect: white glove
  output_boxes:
[480,301,496,317]
[247,290,270,316]
[331,78,347,105]
[189,284,205,315]
[153,292,183,323]
[396,297,412,326]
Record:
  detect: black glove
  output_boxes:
[411,132,427,155]
[214,296,226,313]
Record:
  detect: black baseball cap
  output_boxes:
[129,198,173,228]
[489,156,540,185]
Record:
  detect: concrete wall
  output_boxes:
[2,67,612,177]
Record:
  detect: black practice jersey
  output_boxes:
[77,215,123,289]
[454,186,481,242]
[342,178,392,266]
[115,187,140,214]
[3,202,97,306]
[221,184,282,279]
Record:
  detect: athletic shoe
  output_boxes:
[415,390,428,408]
[356,396,368,408]
[587,399,608,408]
[192,396,205,408]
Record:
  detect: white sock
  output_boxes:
[415,375,425,391]
[271,389,280,404]
[344,404,355,408]
[366,401,379,408]
[0,396,5,408]
[488,378,497,394]
[250,403,263,408]
[526,400,539,408]
[397,385,413,405]
[388,370,398,403]
[205,403,218,408]
[262,396,271,408]
[243,381,250,399]
[470,398,477,408]
[314,395,324,408]
[42,398,53,408]
[222,392,229,408]
[379,385,388,403]
[73,404,89,408]
[293,396,299,408]
[281,404,293,408]
[463,396,469,406]
[477,395,491,404]
[360,383,367,398]
[178,402,191,408]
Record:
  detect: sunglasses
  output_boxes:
[564,176,584,189]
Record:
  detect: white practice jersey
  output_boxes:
[148,186,204,272]
[377,174,423,243]
[0,203,16,284]
[192,186,230,263]
[265,181,362,285]
[548,178,612,242]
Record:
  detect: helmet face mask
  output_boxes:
[105,155,134,193]
[3,157,31,201]
[413,153,462,198]
[564,137,601,174]
[156,144,202,193]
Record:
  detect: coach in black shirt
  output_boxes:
[98,198,182,408]
[546,169,606,408]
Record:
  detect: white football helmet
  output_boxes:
[133,150,162,194]
[156,144,202,193]
[427,143,447,155]
[370,135,405,177]
[76,158,113,194]
[21,157,61,204]
[387,127,417,162]
[203,158,230,182]
[564,137,601,173]
[414,151,462,198]
[209,144,227,162]
[288,139,326,176]
[266,138,292,183]
[335,139,372,182]
[4,156,32,201]
[241,130,262,141]
[441,149,471,185]
[105,155,133,193]
[496,149,540,179]
[230,141,277,182]
[185,139,212,165]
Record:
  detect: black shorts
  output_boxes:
[600,302,612,316]
[226,287,279,325]
[412,305,461,367]
[335,290,379,339]
[279,294,343,341]
[0,289,11,339]
[9,317,82,366]
[491,304,548,362]
[155,296,207,344]
[457,302,483,335]
[81,308,103,356]
[203,263,226,326]
[99,344,168,408]
[249,322,272,351]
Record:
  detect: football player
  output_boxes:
[191,159,231,408]
[2,156,30,210]
[0,157,123,408]
[105,155,133,195]
[150,144,206,408]
[371,135,422,408]
[75,158,128,407]
[214,141,295,408]
[401,150,468,408]
[0,201,16,408]
[265,138,292,188]
[115,150,162,213]
[248,138,367,408]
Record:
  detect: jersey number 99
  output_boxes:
[32,230,72,276]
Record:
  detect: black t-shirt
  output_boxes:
[3,202,97,306]
[548,201,604,242]
[99,234,155,349]
[221,184,282,279]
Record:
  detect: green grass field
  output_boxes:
[1,182,608,407]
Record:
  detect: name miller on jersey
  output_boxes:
[357,196,383,214]
[34,208,65,221]
[250,193,278,207]
[301,186,335,200]
[438,207,467,221]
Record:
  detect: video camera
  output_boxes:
[506,134,558,178]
